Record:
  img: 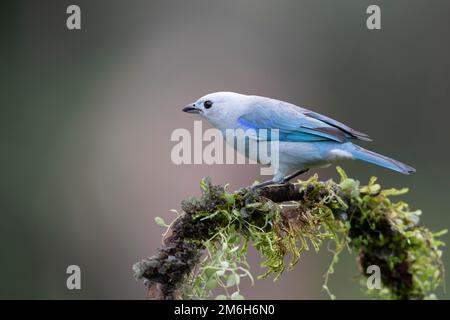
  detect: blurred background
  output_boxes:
[1,0,450,299]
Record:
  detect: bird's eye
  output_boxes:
[203,100,213,109]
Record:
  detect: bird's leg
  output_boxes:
[251,179,278,189]
[251,169,309,189]
[281,169,310,184]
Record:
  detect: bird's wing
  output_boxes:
[237,101,371,143]
[301,110,371,141]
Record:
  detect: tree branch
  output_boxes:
[133,171,445,300]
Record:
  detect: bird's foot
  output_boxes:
[251,169,309,190]
[280,169,309,184]
[251,179,278,189]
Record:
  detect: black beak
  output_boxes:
[182,104,200,114]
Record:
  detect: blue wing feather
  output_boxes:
[237,108,344,142]
[236,99,370,143]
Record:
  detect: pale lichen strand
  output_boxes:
[134,168,446,300]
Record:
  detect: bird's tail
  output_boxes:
[349,144,415,174]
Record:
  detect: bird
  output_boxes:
[182,92,415,187]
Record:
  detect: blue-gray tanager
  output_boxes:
[183,92,415,187]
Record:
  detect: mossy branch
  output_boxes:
[133,168,446,300]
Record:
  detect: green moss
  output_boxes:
[138,169,446,300]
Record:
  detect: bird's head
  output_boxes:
[182,92,248,128]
